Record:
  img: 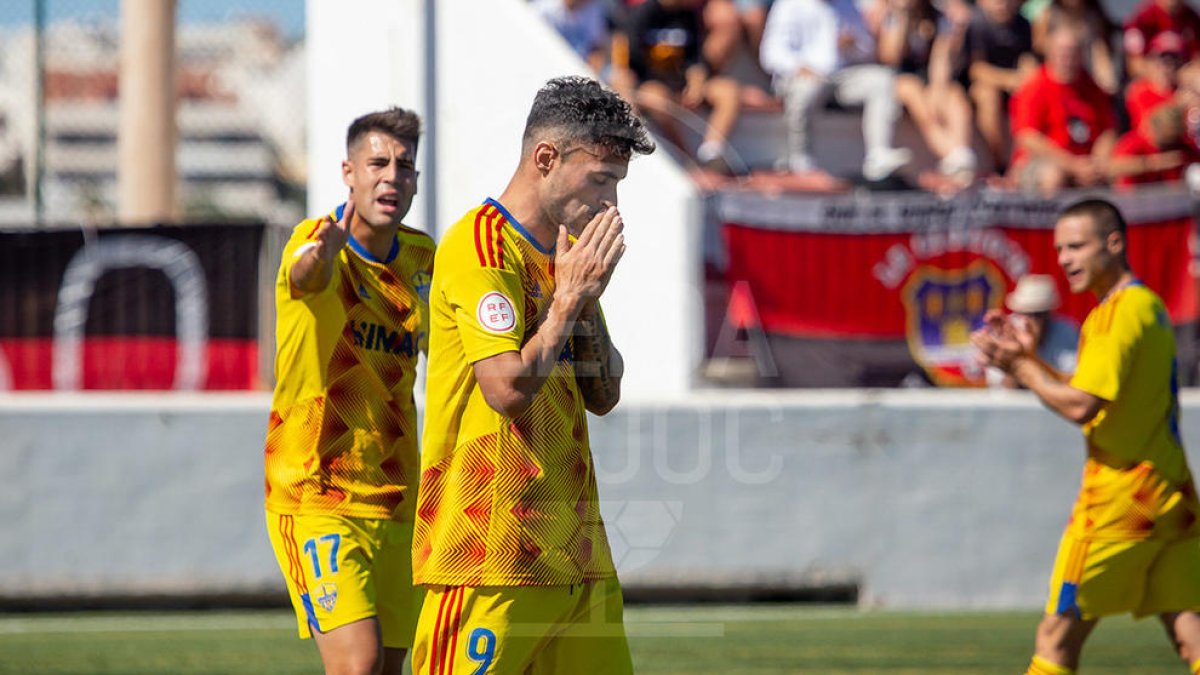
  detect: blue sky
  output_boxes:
[0,0,305,39]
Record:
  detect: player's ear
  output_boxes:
[1105,229,1125,257]
[533,142,557,175]
[341,160,354,188]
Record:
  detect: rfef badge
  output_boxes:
[477,292,516,333]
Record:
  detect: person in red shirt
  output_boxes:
[1008,18,1115,194]
[1126,31,1185,130]
[1112,103,1196,187]
[1123,0,1200,79]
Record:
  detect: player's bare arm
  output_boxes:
[474,207,625,418]
[572,300,623,416]
[1010,356,1106,424]
[290,199,354,298]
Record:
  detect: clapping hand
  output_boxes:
[971,309,1035,373]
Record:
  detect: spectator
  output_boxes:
[703,0,776,74]
[534,0,613,73]
[1175,58,1200,146]
[736,0,774,60]
[1008,20,1115,194]
[1031,0,1118,94]
[612,0,743,173]
[866,0,977,183]
[1123,0,1200,80]
[965,0,1038,173]
[1111,103,1196,187]
[1126,30,1185,130]
[987,274,1078,389]
[702,0,779,106]
[760,0,913,182]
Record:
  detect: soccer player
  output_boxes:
[410,75,654,674]
[263,107,434,675]
[971,198,1200,675]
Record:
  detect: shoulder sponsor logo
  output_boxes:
[358,283,372,300]
[477,291,516,333]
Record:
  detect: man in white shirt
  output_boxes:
[761,0,912,181]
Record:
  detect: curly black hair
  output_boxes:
[522,76,655,160]
[346,107,421,152]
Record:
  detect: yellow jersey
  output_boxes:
[413,198,616,586]
[1067,282,1200,541]
[264,205,435,522]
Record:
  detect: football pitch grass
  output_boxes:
[0,604,1184,674]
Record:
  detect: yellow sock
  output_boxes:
[1027,655,1075,675]
[1191,658,1200,674]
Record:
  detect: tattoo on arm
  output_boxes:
[572,309,621,414]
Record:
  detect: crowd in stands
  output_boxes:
[532,0,1200,194]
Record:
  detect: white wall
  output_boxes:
[7,391,1200,608]
[306,0,427,225]
[306,0,702,397]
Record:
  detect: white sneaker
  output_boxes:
[697,140,726,164]
[863,147,912,181]
[939,146,978,176]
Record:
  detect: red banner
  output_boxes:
[0,223,264,391]
[713,188,1199,386]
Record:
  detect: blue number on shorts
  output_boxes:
[320,533,341,574]
[466,627,497,674]
[301,533,342,579]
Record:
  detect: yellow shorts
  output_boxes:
[1044,531,1200,619]
[412,579,633,675]
[265,511,423,647]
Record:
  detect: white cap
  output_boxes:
[1006,274,1060,313]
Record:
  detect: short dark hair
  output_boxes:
[522,76,655,160]
[1059,197,1127,239]
[346,107,421,153]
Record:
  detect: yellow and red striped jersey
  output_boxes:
[413,198,616,586]
[265,205,435,522]
[1066,282,1200,541]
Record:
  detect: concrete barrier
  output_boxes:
[3,390,1199,609]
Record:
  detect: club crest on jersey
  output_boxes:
[315,582,338,612]
[901,260,1005,387]
[411,271,432,304]
[477,291,517,333]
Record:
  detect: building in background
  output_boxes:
[0,14,306,225]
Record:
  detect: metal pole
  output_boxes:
[33,0,45,226]
[423,0,437,238]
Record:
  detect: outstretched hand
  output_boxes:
[312,197,353,262]
[553,205,626,306]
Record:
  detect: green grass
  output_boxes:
[0,605,1184,674]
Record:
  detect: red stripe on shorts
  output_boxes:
[430,588,451,675]
[279,515,309,594]
[448,587,465,674]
